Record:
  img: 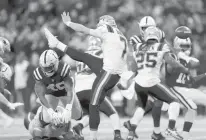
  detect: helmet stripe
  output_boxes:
[44,50,48,64]
[146,17,148,24]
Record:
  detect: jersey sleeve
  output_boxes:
[60,63,71,78]
[33,68,43,81]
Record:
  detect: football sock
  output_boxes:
[89,104,100,130]
[130,107,145,128]
[110,113,121,131]
[152,100,163,134]
[168,102,180,129]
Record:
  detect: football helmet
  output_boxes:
[0,63,13,83]
[0,37,10,56]
[97,15,117,27]
[39,49,59,77]
[174,36,192,56]
[144,26,161,42]
[139,16,156,36]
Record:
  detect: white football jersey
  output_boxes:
[134,43,170,87]
[97,24,128,74]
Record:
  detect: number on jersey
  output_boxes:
[47,81,65,91]
[176,73,187,84]
[136,52,157,70]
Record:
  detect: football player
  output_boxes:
[33,49,82,132]
[122,26,192,140]
[73,36,123,140]
[45,12,128,140]
[162,26,206,140]
[129,16,166,48]
[0,37,24,127]
[24,105,78,140]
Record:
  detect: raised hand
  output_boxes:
[61,12,71,25]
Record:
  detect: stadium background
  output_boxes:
[0,0,206,118]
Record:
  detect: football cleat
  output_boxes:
[123,121,139,139]
[114,134,125,140]
[165,128,183,140]
[151,132,166,140]
[73,123,84,140]
[44,28,59,48]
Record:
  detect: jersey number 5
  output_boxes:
[136,52,157,70]
[47,81,65,91]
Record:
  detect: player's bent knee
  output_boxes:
[161,102,169,111]
[187,99,197,110]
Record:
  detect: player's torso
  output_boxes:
[35,63,70,97]
[166,56,190,87]
[101,26,127,74]
[134,43,167,87]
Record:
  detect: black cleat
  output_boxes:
[114,133,125,140]
[151,132,166,140]
[123,121,139,139]
[73,123,84,140]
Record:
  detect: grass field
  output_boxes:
[0,116,206,140]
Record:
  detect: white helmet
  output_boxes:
[0,37,10,56]
[174,36,192,56]
[39,49,59,77]
[0,63,13,84]
[139,16,156,36]
[97,15,117,27]
[144,26,160,42]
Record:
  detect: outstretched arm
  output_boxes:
[164,52,189,74]
[61,12,103,39]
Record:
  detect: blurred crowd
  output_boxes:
[0,0,206,116]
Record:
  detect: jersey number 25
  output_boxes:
[47,81,65,91]
[136,52,157,70]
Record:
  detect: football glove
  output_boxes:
[62,104,72,123]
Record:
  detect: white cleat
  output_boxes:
[4,117,14,128]
[165,128,183,140]
[44,28,59,48]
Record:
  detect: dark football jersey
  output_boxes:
[165,54,190,87]
[33,62,71,97]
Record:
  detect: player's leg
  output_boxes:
[170,87,197,140]
[89,70,120,139]
[73,90,91,140]
[124,83,148,140]
[150,83,182,140]
[100,97,123,139]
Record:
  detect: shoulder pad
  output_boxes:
[33,68,43,81]
[60,63,71,78]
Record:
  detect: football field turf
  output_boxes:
[0,116,206,140]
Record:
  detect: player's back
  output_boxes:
[101,25,128,74]
[134,42,170,87]
[33,62,70,97]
